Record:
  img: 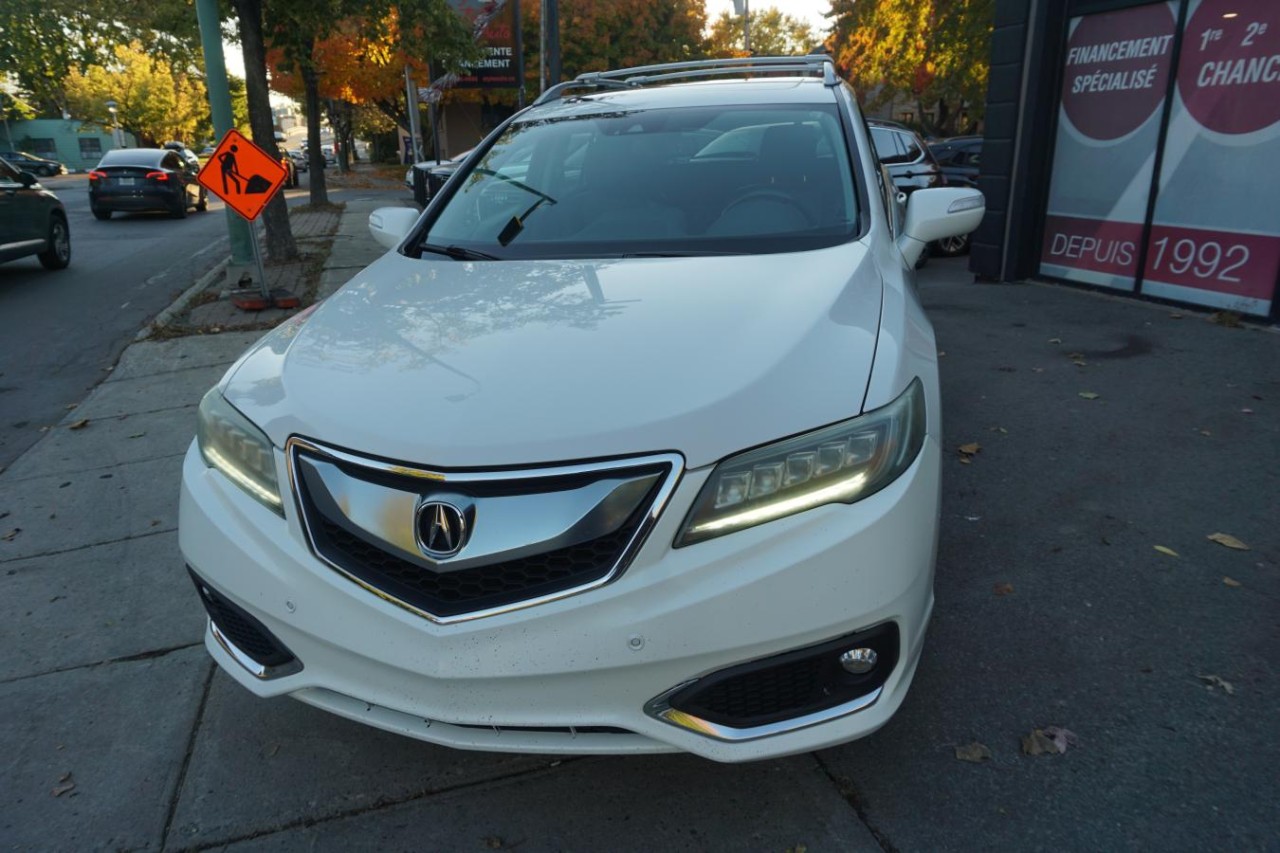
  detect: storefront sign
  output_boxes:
[450,0,519,89]
[1141,0,1280,315]
[1040,3,1178,290]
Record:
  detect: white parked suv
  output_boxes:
[180,56,983,762]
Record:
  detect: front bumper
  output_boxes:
[179,437,939,762]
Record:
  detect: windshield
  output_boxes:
[417,103,859,259]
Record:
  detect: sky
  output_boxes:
[705,0,835,34]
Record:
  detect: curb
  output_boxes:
[135,257,230,342]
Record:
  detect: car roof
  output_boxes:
[521,76,838,122]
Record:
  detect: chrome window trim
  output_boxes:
[285,437,685,625]
[208,618,303,680]
[643,682,883,743]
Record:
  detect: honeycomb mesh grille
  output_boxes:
[191,572,296,668]
[666,624,899,728]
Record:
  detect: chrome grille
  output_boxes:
[288,439,682,622]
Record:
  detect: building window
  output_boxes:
[28,138,57,158]
[79,137,103,159]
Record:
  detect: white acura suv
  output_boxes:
[180,56,983,762]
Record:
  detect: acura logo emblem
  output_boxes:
[417,501,468,558]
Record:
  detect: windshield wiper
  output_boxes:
[619,250,750,258]
[418,243,499,261]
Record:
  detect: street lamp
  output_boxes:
[732,0,752,54]
[105,100,123,148]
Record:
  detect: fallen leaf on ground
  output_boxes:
[68,419,89,430]
[965,515,982,522]
[1208,311,1241,327]
[51,772,75,797]
[1222,577,1241,587]
[482,837,504,850]
[937,350,947,357]
[1031,367,1045,373]
[1043,726,1079,753]
[955,742,993,763]
[1199,429,1212,437]
[1153,545,1179,557]
[1078,391,1100,400]
[990,426,1008,434]
[958,443,981,456]
[1021,729,1063,756]
[1048,338,1062,344]
[1,528,20,542]
[1207,532,1249,551]
[1241,408,1254,414]
[65,403,77,410]
[786,846,808,853]
[1169,312,1184,319]
[959,457,972,465]
[993,582,1014,596]
[1198,674,1234,695]
[128,432,146,439]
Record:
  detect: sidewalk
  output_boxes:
[0,211,1275,849]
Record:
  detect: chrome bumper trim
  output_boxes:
[208,619,303,681]
[644,684,883,742]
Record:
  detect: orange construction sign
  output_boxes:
[197,129,288,221]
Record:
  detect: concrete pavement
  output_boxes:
[1,188,1276,850]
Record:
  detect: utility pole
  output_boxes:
[195,0,254,269]
[404,66,424,163]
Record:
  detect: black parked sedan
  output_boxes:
[0,150,66,177]
[0,156,71,269]
[88,148,207,220]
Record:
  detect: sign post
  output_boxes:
[197,129,290,309]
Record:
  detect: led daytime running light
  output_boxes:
[676,379,925,546]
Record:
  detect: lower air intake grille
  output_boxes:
[188,568,296,668]
[665,623,899,729]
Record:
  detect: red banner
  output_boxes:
[1142,224,1280,301]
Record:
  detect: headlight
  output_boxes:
[676,378,926,546]
[196,388,283,514]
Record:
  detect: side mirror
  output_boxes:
[368,207,419,251]
[897,188,985,267]
[18,171,38,188]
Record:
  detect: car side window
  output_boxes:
[870,128,903,164]
[895,131,922,163]
[163,153,182,171]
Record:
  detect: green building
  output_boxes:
[2,119,138,173]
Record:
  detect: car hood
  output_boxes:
[223,243,883,470]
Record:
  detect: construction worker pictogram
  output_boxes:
[198,129,288,221]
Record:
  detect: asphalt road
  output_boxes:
[0,172,321,470]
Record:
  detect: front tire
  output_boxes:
[195,189,208,212]
[170,195,188,219]
[37,216,71,270]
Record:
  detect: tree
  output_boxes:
[541,0,708,78]
[0,0,201,116]
[229,0,299,261]
[707,7,817,58]
[827,0,992,136]
[65,42,209,145]
[263,2,475,203]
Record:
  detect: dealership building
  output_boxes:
[973,0,1279,319]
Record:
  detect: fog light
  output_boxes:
[840,648,878,674]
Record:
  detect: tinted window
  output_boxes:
[895,131,922,162]
[421,104,859,259]
[99,149,166,168]
[870,128,902,163]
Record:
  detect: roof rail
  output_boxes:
[531,55,839,107]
